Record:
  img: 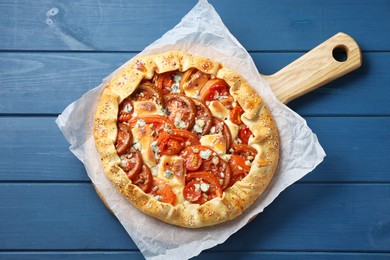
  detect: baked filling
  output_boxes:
[94,51,279,228]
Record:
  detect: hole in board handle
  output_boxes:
[332,45,348,62]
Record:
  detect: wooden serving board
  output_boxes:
[265,32,362,104]
[94,32,362,214]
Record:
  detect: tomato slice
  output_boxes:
[199,79,229,102]
[118,99,134,122]
[230,106,244,125]
[154,71,176,95]
[149,178,177,205]
[131,165,153,193]
[238,126,253,144]
[164,94,196,130]
[130,81,164,107]
[231,144,258,161]
[181,145,232,190]
[185,171,223,204]
[128,115,174,139]
[183,180,202,203]
[211,117,233,150]
[191,98,213,137]
[228,155,250,187]
[182,150,202,171]
[115,123,133,156]
[157,129,200,156]
[120,148,143,179]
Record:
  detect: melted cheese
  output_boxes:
[208,100,239,140]
[199,134,227,155]
[225,120,239,141]
[131,124,157,167]
[133,101,159,117]
[209,100,229,120]
[157,155,186,203]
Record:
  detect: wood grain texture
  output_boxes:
[265,33,362,104]
[0,0,389,258]
[0,0,389,51]
[0,117,388,182]
[0,183,389,252]
[1,252,389,260]
[0,52,386,115]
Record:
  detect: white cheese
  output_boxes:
[193,119,206,134]
[120,159,128,168]
[133,142,141,151]
[171,84,180,93]
[174,114,187,129]
[194,183,201,193]
[154,195,162,201]
[164,170,174,179]
[124,103,133,113]
[136,119,146,127]
[212,156,219,165]
[193,124,203,134]
[174,72,182,83]
[200,183,210,192]
[200,149,212,160]
[151,140,160,153]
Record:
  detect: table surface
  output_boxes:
[1,0,389,259]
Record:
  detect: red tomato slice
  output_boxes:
[118,99,134,122]
[131,165,153,193]
[128,115,174,139]
[164,94,196,130]
[211,117,233,150]
[130,81,164,107]
[231,144,258,161]
[181,145,231,190]
[191,98,213,137]
[115,123,133,156]
[183,180,202,203]
[149,178,177,205]
[238,126,253,144]
[230,106,244,125]
[182,150,202,171]
[185,171,223,204]
[157,129,200,156]
[120,148,143,179]
[199,79,229,102]
[155,71,176,95]
[228,155,250,187]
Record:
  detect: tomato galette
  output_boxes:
[94,51,279,228]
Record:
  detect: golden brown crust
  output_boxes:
[94,51,279,228]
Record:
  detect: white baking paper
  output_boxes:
[56,0,326,259]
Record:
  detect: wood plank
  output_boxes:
[0,116,389,182]
[0,0,388,51]
[0,117,88,181]
[0,52,387,115]
[0,183,389,252]
[1,251,389,260]
[302,117,390,183]
[0,183,134,250]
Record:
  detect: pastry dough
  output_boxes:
[94,51,279,228]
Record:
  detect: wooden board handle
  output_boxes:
[262,32,362,104]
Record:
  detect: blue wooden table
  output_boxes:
[1,0,389,259]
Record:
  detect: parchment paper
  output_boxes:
[56,1,326,259]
